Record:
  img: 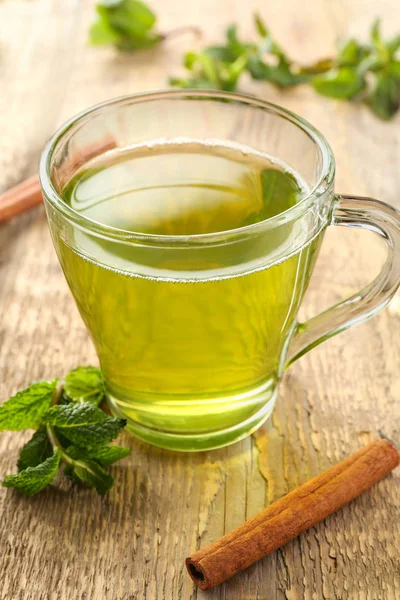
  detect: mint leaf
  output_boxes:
[64,366,105,406]
[371,18,383,48]
[388,34,400,56]
[67,460,114,495]
[337,39,367,67]
[63,466,81,484]
[2,451,61,496]
[0,380,57,431]
[247,55,309,87]
[254,12,267,38]
[260,169,301,217]
[312,67,365,99]
[66,444,131,466]
[195,52,220,87]
[90,16,122,46]
[298,58,334,76]
[44,402,126,450]
[367,69,400,120]
[17,427,53,471]
[171,47,247,92]
[202,45,235,62]
[89,0,161,51]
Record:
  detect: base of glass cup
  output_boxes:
[106,389,277,452]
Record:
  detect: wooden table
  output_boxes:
[0,1,399,598]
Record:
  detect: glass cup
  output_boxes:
[39,91,400,451]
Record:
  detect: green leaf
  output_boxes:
[17,426,53,471]
[371,18,382,47]
[247,56,272,80]
[254,13,268,38]
[225,53,248,87]
[226,24,239,46]
[337,39,366,66]
[367,70,400,120]
[247,56,308,88]
[66,444,131,466]
[63,466,82,484]
[225,24,251,58]
[64,366,105,406]
[298,58,334,75]
[89,445,131,465]
[389,60,400,78]
[312,67,365,99]
[43,402,126,450]
[68,460,114,495]
[0,380,57,431]
[89,18,122,46]
[388,34,400,56]
[357,53,384,76]
[370,18,391,64]
[2,451,61,496]
[260,169,301,217]
[240,168,302,228]
[90,0,161,51]
[183,51,198,69]
[197,52,220,86]
[171,43,247,92]
[204,45,235,62]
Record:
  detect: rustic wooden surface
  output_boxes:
[0,1,399,599]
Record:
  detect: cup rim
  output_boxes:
[39,89,335,246]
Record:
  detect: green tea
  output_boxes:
[55,141,322,449]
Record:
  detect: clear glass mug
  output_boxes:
[39,91,400,451]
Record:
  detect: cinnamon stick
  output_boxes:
[0,136,116,223]
[186,438,399,590]
[0,176,42,223]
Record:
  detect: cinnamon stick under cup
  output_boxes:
[0,136,116,223]
[186,438,399,590]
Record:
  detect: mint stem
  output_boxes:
[46,386,85,470]
[45,423,74,467]
[45,385,74,463]
[162,25,202,41]
[51,384,64,407]
[46,422,105,480]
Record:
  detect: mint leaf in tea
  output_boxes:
[57,141,323,450]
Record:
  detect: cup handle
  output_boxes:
[286,194,400,367]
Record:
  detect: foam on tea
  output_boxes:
[56,140,323,449]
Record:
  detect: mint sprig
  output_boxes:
[170,15,400,121]
[0,367,130,496]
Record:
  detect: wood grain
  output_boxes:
[0,1,399,599]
